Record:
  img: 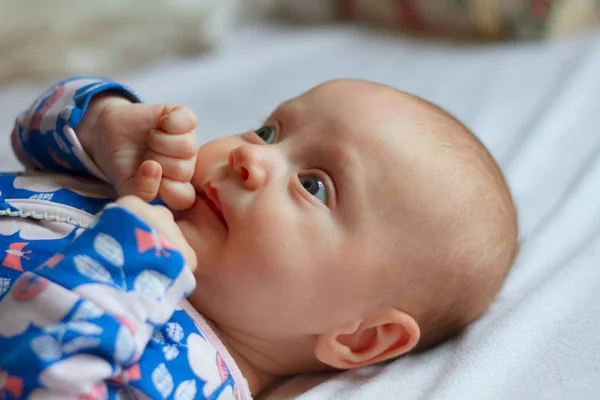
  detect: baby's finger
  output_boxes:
[145,150,196,182]
[159,105,198,134]
[158,179,196,211]
[130,160,161,202]
[148,129,200,159]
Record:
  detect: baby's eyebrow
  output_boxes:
[273,101,302,127]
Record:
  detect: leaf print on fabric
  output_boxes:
[94,233,124,267]
[162,344,179,361]
[151,363,174,399]
[70,301,104,321]
[165,322,184,343]
[74,255,113,284]
[62,336,102,354]
[174,380,197,400]
[30,335,62,361]
[114,325,136,365]
[44,321,102,342]
[65,321,103,336]
[133,270,170,300]
[0,277,11,296]
[152,331,166,344]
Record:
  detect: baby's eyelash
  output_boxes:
[295,168,336,209]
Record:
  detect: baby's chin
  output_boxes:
[173,199,230,272]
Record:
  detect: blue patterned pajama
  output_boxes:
[0,77,250,399]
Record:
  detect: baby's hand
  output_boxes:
[133,105,200,210]
[78,95,200,210]
[115,196,197,271]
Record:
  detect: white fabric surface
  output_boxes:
[1,23,600,400]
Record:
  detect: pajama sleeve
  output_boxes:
[10,76,142,180]
[0,205,196,399]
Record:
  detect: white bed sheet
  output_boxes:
[1,23,599,400]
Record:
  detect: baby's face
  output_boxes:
[177,81,414,341]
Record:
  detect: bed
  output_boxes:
[1,22,599,400]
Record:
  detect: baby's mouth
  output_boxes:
[200,183,228,230]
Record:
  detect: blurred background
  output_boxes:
[1,0,599,87]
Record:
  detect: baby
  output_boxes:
[0,77,517,399]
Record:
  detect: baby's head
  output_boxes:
[179,79,517,375]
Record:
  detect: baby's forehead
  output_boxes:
[291,83,441,132]
[276,81,462,185]
[276,84,429,175]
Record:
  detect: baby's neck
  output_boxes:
[202,317,279,396]
[184,297,328,396]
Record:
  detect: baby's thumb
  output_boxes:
[129,160,161,202]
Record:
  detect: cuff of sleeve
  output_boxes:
[66,77,143,128]
[59,78,144,181]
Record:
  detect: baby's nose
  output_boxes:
[228,144,269,190]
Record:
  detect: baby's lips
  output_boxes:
[203,183,221,211]
[202,182,228,229]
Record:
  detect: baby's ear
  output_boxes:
[314,308,420,369]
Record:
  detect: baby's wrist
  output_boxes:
[77,94,131,159]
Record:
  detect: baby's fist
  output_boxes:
[136,105,200,211]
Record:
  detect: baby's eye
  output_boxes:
[299,174,327,204]
[255,126,276,144]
